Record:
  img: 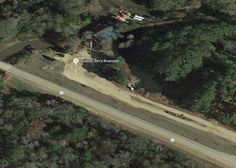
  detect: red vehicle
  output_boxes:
[113,10,131,22]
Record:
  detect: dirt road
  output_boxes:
[1,61,236,168]
[0,39,49,60]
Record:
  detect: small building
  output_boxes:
[133,15,145,22]
[113,10,132,22]
[94,26,123,42]
[113,10,145,23]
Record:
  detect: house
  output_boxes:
[113,10,132,22]
[94,26,123,42]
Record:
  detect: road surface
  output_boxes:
[62,49,236,144]
[1,61,236,168]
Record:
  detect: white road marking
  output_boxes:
[73,58,79,64]
[59,90,64,95]
[170,138,176,142]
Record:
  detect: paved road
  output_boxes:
[1,61,236,168]
[63,51,236,144]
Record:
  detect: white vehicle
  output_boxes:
[133,15,144,22]
[127,83,135,91]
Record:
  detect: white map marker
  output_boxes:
[73,58,79,64]
[59,91,64,95]
[170,138,176,142]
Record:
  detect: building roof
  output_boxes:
[94,26,123,41]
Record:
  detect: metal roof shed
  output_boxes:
[94,26,123,41]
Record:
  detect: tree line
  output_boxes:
[0,0,92,44]
[0,90,210,168]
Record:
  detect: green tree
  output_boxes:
[109,56,129,85]
[111,57,126,70]
[190,82,217,114]
[219,113,236,126]
[112,71,129,85]
[141,0,191,11]
[79,106,87,113]
[151,22,234,81]
[0,80,4,91]
[149,0,176,11]
[218,64,236,103]
[54,103,75,126]
[0,18,18,42]
[50,0,83,16]
[0,0,92,43]
[58,127,90,141]
[204,0,236,15]
[7,146,24,163]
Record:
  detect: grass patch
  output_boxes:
[5,77,37,92]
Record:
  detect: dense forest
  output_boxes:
[115,0,236,126]
[0,0,236,125]
[135,0,236,13]
[0,88,210,168]
[0,0,236,160]
[0,0,93,49]
[0,0,236,167]
[135,21,236,126]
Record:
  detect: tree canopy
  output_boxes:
[135,0,193,11]
[0,0,92,43]
[151,22,234,81]
[204,0,236,15]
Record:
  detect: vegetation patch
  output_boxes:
[0,89,211,168]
